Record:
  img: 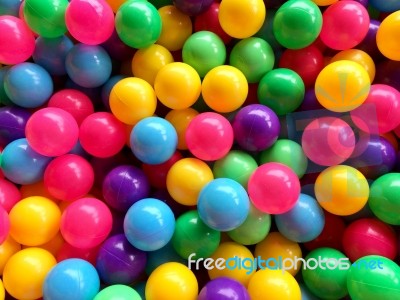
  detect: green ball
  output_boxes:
[273,0,322,49]
[259,139,307,178]
[172,210,221,259]
[257,68,305,116]
[229,37,275,83]
[347,255,400,300]
[24,0,68,38]
[213,150,258,188]
[227,203,271,245]
[302,247,350,300]
[182,31,226,78]
[369,173,400,225]
[115,0,162,49]
[94,285,142,300]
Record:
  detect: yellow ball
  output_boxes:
[146,262,198,300]
[131,44,174,86]
[315,165,369,216]
[248,269,301,300]
[3,248,57,300]
[165,108,199,150]
[331,49,375,82]
[109,77,157,125]
[219,0,266,39]
[0,236,20,276]
[202,65,248,113]
[0,278,4,300]
[9,196,61,246]
[315,60,371,112]
[377,11,400,61]
[154,62,202,110]
[166,158,214,206]
[311,0,338,6]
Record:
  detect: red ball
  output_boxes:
[57,242,100,265]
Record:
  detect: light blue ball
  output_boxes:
[275,193,325,243]
[124,198,175,251]
[3,62,53,108]
[0,138,52,185]
[43,258,100,300]
[130,117,178,165]
[198,178,250,231]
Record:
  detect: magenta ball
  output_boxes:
[0,178,21,213]
[232,104,280,151]
[25,107,79,157]
[301,117,356,166]
[102,165,151,212]
[0,205,10,245]
[198,277,250,300]
[44,154,94,201]
[186,112,234,161]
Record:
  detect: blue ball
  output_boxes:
[0,138,52,185]
[33,35,74,76]
[275,193,325,243]
[198,178,250,231]
[65,44,112,88]
[3,62,54,108]
[369,0,400,12]
[130,117,178,165]
[124,198,175,251]
[43,258,100,300]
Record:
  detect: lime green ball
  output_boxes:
[94,285,142,300]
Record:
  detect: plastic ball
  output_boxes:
[232,104,280,152]
[0,0,21,16]
[0,206,9,245]
[257,68,305,116]
[0,179,21,213]
[369,0,400,12]
[198,277,250,300]
[202,65,248,113]
[248,162,301,214]
[165,108,199,150]
[0,236,21,275]
[146,262,198,300]
[43,258,100,300]
[80,112,126,158]
[369,173,400,225]
[23,0,68,37]
[311,0,338,6]
[0,278,3,300]
[0,106,31,148]
[378,12,400,60]
[182,31,226,78]
[145,240,186,275]
[25,107,79,157]
[315,60,371,112]
[96,234,147,285]
[110,77,157,125]
[302,248,350,299]
[60,197,113,248]
[154,62,201,109]
[273,0,322,49]
[94,285,142,300]
[331,49,375,82]
[198,178,250,231]
[173,0,213,16]
[166,157,213,206]
[0,66,12,105]
[357,19,381,59]
[115,0,161,49]
[124,198,175,251]
[3,247,56,300]
[65,44,112,88]
[66,0,114,45]
[131,44,174,86]
[347,255,400,300]
[314,165,369,216]
[0,138,52,185]
[101,28,135,61]
[56,242,99,265]
[218,0,265,39]
[3,62,53,108]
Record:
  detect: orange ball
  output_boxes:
[331,49,375,82]
[165,108,199,150]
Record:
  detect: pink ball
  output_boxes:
[0,178,21,213]
[79,112,126,158]
[320,0,370,50]
[25,107,79,157]
[48,89,94,125]
[60,197,113,249]
[342,218,397,262]
[66,0,114,45]
[301,117,356,166]
[0,15,35,65]
[350,84,400,134]
[44,154,94,201]
[0,205,10,245]
[185,112,234,161]
[248,162,300,214]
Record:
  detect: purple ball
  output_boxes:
[0,106,31,148]
[297,89,324,111]
[232,104,280,151]
[173,0,214,16]
[96,234,147,285]
[357,19,381,59]
[102,165,150,212]
[198,277,250,300]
